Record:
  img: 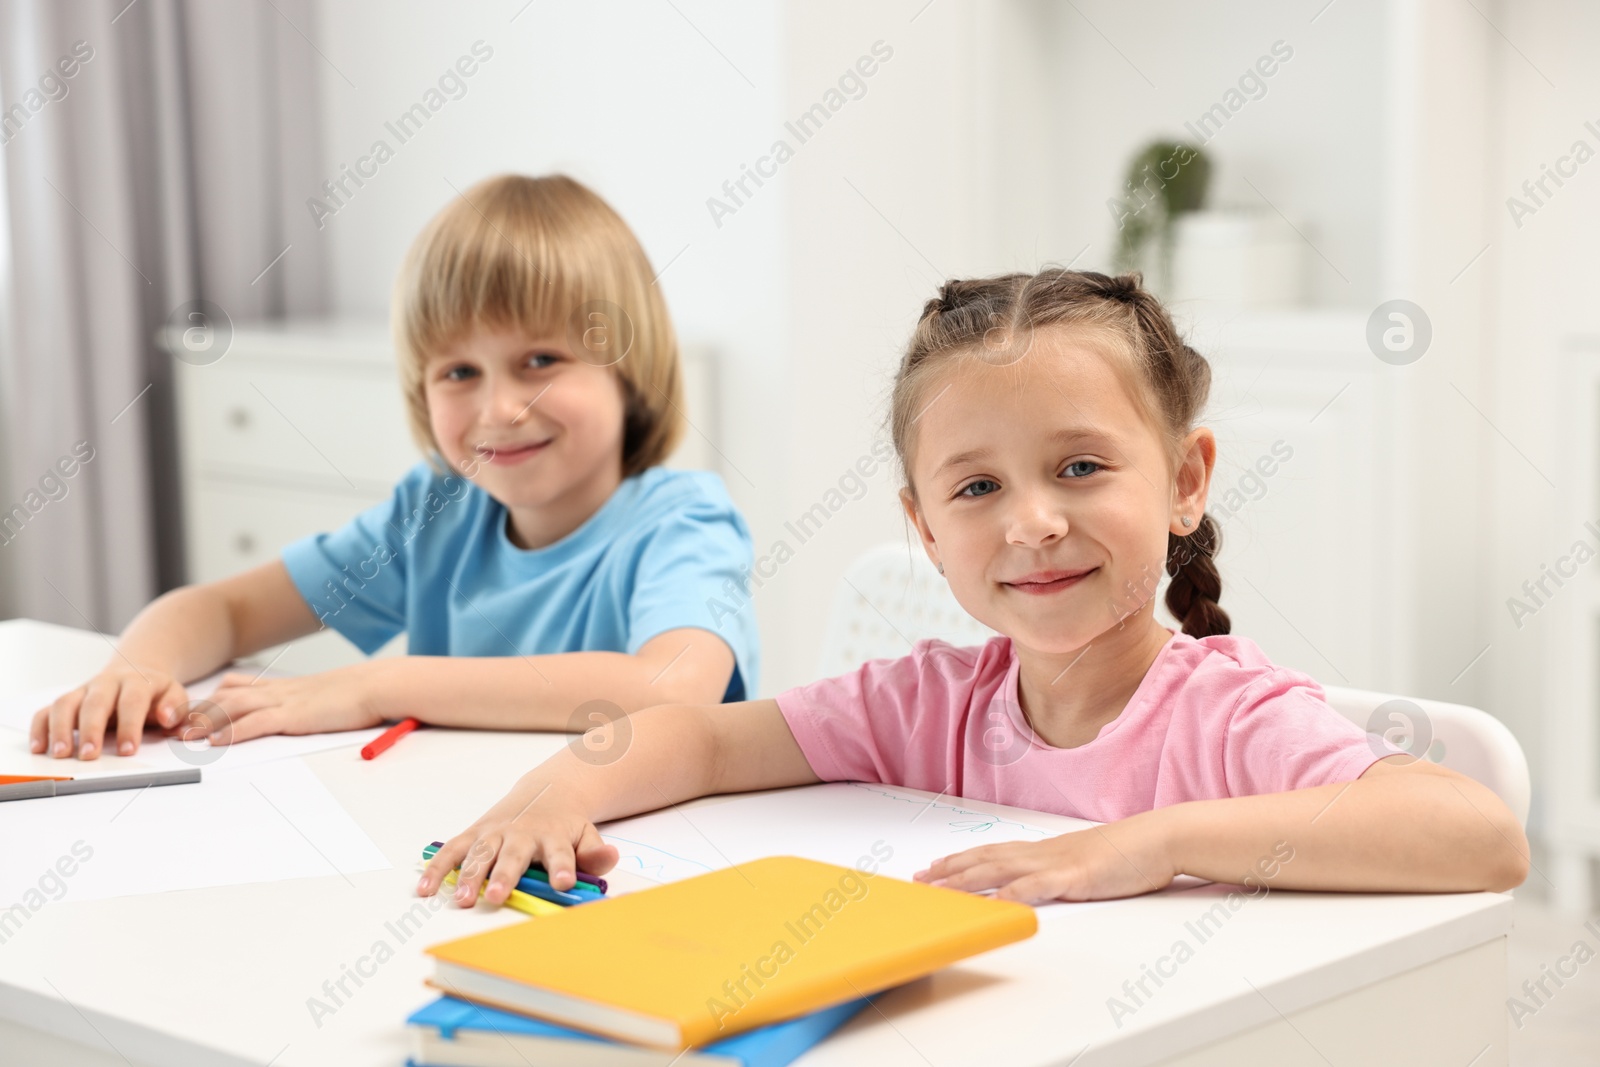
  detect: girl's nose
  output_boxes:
[1006,487,1068,546]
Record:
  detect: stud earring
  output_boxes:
[936,562,945,575]
[1180,515,1192,528]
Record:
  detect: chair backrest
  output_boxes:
[820,544,1532,827]
[1319,685,1531,827]
[816,542,996,679]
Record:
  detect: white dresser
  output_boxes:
[165,319,716,676]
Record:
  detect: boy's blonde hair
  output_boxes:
[393,174,684,477]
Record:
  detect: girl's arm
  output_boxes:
[200,626,739,743]
[917,757,1530,902]
[418,698,820,906]
[30,560,321,758]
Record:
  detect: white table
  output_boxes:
[0,620,1511,1066]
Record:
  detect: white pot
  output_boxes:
[1168,210,1307,308]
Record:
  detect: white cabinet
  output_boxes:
[168,321,413,675]
[166,319,718,677]
[1174,308,1403,693]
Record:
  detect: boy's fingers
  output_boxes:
[29,705,51,753]
[154,680,188,729]
[113,678,153,756]
[215,671,258,690]
[74,680,119,759]
[47,689,85,757]
[209,708,278,745]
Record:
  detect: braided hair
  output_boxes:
[890,268,1230,639]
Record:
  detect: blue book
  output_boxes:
[407,994,868,1067]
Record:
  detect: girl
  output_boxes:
[419,269,1527,908]
[32,174,759,760]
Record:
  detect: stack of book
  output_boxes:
[408,854,1037,1067]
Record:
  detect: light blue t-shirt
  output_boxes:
[280,463,759,702]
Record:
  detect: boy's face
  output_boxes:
[901,330,1212,656]
[425,325,628,515]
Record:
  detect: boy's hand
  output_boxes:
[418,778,619,908]
[193,665,386,744]
[30,664,189,760]
[911,812,1179,905]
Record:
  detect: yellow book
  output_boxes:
[424,855,1037,1051]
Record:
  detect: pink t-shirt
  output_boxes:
[775,629,1395,822]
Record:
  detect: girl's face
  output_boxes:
[901,329,1213,656]
[425,324,627,517]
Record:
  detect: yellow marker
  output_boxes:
[442,869,562,918]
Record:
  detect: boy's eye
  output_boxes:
[958,478,1000,498]
[526,352,560,370]
[1063,460,1101,478]
[441,364,478,383]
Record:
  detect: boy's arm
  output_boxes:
[32,560,323,758]
[918,757,1529,902]
[420,698,821,903]
[201,626,741,742]
[363,626,739,729]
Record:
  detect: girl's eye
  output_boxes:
[958,478,1000,498]
[1063,460,1101,479]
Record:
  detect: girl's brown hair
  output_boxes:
[393,174,684,477]
[889,268,1229,639]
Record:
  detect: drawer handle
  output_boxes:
[234,532,257,555]
[227,407,251,429]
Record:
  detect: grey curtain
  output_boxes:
[0,0,327,632]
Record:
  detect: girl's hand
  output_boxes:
[418,778,619,907]
[912,813,1178,905]
[29,664,189,760]
[194,665,386,745]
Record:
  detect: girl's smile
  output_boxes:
[1001,566,1099,596]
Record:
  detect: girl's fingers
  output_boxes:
[484,835,538,904]
[574,824,619,875]
[916,843,1005,881]
[996,869,1075,906]
[536,833,579,893]
[419,835,475,896]
[454,835,502,905]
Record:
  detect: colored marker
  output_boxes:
[0,775,73,785]
[427,840,608,893]
[0,768,200,803]
[361,717,421,760]
[422,844,603,904]
[440,869,561,918]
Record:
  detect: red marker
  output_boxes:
[361,717,421,760]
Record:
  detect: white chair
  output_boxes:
[816,541,996,679]
[1321,687,1530,827]
[819,542,1532,828]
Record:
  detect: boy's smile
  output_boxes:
[426,324,627,549]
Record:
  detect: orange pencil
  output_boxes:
[361,717,422,760]
[0,775,73,785]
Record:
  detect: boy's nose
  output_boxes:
[491,381,548,426]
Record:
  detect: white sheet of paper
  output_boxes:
[0,667,386,772]
[599,781,1095,888]
[0,756,391,905]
